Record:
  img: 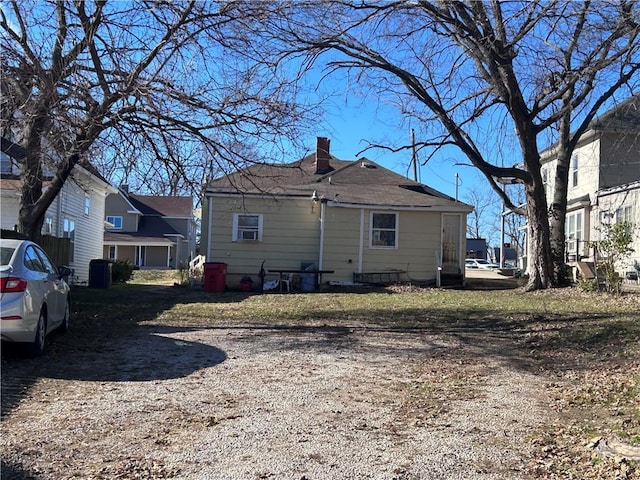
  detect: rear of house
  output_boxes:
[202,137,472,289]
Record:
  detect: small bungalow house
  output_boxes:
[1,137,117,283]
[532,94,640,278]
[201,137,473,289]
[103,188,197,268]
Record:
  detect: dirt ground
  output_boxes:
[1,282,638,479]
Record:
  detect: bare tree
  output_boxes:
[0,0,312,240]
[464,184,500,245]
[230,0,640,290]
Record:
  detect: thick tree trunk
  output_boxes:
[18,120,47,242]
[524,180,555,290]
[549,150,571,285]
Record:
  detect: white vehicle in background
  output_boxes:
[1,238,72,356]
[465,258,500,270]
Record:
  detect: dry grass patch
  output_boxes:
[5,282,638,479]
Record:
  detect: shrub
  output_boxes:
[112,259,135,283]
[577,278,598,292]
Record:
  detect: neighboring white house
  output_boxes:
[531,95,640,278]
[1,137,117,283]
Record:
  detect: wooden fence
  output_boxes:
[1,229,70,266]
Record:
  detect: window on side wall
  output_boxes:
[616,206,633,233]
[107,216,123,229]
[370,212,398,248]
[84,195,90,215]
[43,217,53,235]
[232,213,263,241]
[63,218,76,262]
[571,155,579,188]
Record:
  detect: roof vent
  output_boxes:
[361,161,376,169]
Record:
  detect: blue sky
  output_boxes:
[309,96,487,204]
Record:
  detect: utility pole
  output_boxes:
[411,129,418,182]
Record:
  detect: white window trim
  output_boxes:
[369,211,399,249]
[107,216,123,230]
[84,194,90,216]
[63,217,76,263]
[43,217,53,235]
[232,213,263,242]
[565,211,583,254]
[571,155,579,188]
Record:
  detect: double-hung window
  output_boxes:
[565,211,583,254]
[370,212,398,248]
[571,155,579,188]
[232,213,263,241]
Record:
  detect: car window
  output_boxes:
[1,247,15,266]
[35,246,58,275]
[24,245,46,272]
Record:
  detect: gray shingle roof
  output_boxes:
[127,194,193,217]
[590,94,640,131]
[207,153,471,210]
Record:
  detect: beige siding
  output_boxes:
[209,196,321,284]
[206,194,466,286]
[323,208,443,282]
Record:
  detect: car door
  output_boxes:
[34,246,67,328]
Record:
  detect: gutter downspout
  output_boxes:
[318,200,326,269]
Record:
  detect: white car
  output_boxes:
[1,239,71,356]
[465,258,500,269]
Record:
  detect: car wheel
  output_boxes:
[57,298,70,334]
[30,310,47,357]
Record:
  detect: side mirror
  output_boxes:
[58,265,72,278]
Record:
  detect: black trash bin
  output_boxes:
[89,259,112,288]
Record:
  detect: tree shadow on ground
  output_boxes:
[1,284,228,419]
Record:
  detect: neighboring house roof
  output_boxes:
[589,94,640,131]
[105,191,193,245]
[541,94,640,163]
[126,193,193,218]
[1,136,115,193]
[207,139,471,212]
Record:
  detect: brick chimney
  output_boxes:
[315,137,332,174]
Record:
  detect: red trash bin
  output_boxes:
[204,262,227,292]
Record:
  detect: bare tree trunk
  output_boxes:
[549,149,571,284]
[525,181,554,290]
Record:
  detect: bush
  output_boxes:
[112,259,135,283]
[577,278,598,292]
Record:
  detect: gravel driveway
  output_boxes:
[1,313,548,480]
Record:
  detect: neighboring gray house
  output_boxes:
[103,188,197,268]
[1,137,117,283]
[528,95,640,277]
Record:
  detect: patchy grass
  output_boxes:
[129,269,181,285]
[65,283,640,479]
